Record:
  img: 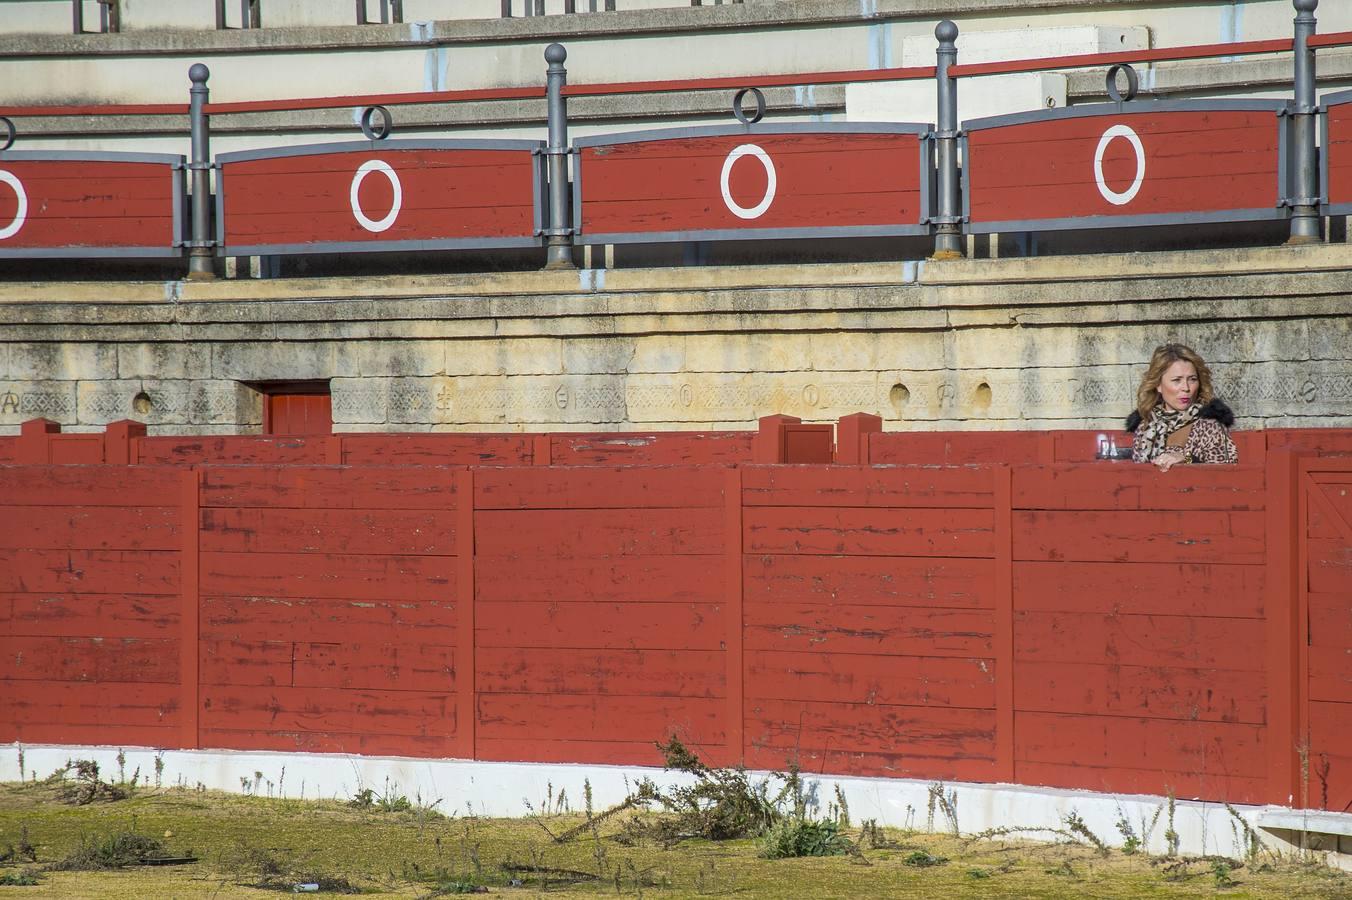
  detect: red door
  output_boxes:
[265,392,332,435]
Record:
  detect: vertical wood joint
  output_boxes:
[455,467,477,761]
[532,434,552,466]
[724,466,744,768]
[1264,450,1302,806]
[179,467,202,750]
[994,464,1015,783]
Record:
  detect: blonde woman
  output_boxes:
[1126,344,1238,472]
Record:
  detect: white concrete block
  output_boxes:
[847,72,1066,125]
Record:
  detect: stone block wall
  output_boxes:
[1,245,1351,436]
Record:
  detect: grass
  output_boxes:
[1,776,1351,898]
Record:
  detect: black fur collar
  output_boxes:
[1125,399,1233,433]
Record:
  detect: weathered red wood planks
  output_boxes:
[476,465,725,510]
[340,434,533,467]
[745,603,993,656]
[199,507,457,555]
[1015,711,1268,802]
[1015,661,1267,724]
[745,507,995,557]
[0,635,177,682]
[745,650,995,708]
[0,505,180,551]
[745,555,995,608]
[0,158,180,252]
[576,130,926,240]
[965,106,1284,230]
[0,592,178,638]
[746,699,997,779]
[743,465,995,508]
[218,146,540,251]
[1013,561,1265,617]
[477,508,724,556]
[1013,510,1265,563]
[477,555,721,604]
[0,450,1348,812]
[200,596,457,644]
[550,432,754,466]
[137,436,329,466]
[200,465,460,509]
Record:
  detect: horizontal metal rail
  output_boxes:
[5,33,1352,120]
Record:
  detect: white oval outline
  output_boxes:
[349,159,402,233]
[719,144,777,220]
[0,169,28,241]
[1093,124,1146,207]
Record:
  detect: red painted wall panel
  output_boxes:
[1325,102,1352,211]
[219,146,539,251]
[0,158,179,251]
[578,130,925,239]
[966,107,1283,229]
[0,440,1347,811]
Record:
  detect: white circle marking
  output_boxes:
[0,170,28,240]
[1093,124,1146,207]
[349,159,402,233]
[720,144,777,220]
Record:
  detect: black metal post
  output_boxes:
[544,43,575,269]
[933,19,963,259]
[1290,0,1321,243]
[187,64,215,280]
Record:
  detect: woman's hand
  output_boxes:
[1154,450,1188,472]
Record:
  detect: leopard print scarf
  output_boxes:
[1134,401,1202,461]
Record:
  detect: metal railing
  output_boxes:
[4,0,1351,272]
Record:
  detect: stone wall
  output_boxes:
[1,244,1350,435]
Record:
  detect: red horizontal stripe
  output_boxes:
[1308,31,1352,50]
[204,85,544,114]
[950,38,1294,78]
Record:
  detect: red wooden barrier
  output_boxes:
[1302,455,1352,811]
[573,125,931,245]
[215,141,545,256]
[964,102,1289,233]
[1,452,1351,808]
[0,152,184,257]
[0,465,184,748]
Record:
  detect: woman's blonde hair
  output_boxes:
[1136,343,1214,423]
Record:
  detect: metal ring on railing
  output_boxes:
[1105,63,1139,103]
[732,87,766,125]
[360,105,393,140]
[0,117,15,152]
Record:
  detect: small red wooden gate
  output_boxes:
[1300,455,1352,811]
[264,393,332,436]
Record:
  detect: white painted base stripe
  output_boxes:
[4,743,1350,869]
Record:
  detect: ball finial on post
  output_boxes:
[188,63,210,86]
[935,19,958,44]
[545,42,567,66]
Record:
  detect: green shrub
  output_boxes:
[760,818,851,860]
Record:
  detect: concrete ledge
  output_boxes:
[1259,809,1352,839]
[0,0,1166,56]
